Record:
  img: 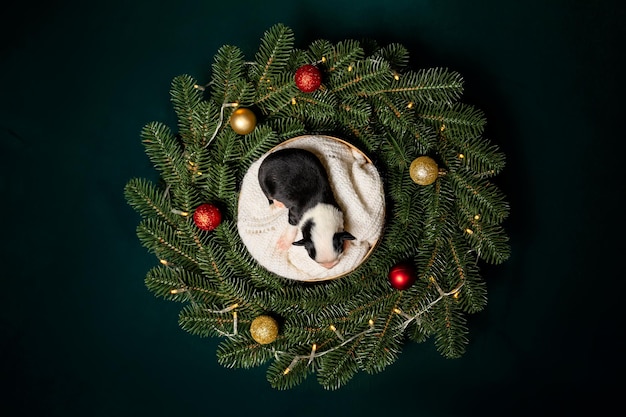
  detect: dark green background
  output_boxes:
[2,0,623,415]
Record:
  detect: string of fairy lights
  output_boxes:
[160,256,463,375]
[143,53,483,377]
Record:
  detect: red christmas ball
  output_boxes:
[294,64,322,93]
[388,262,417,290]
[193,203,222,231]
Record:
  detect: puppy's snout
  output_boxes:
[320,260,339,269]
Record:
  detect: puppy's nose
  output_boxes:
[320,260,339,269]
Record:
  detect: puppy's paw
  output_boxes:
[276,226,298,251]
[276,236,293,252]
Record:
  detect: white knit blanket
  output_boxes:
[237,135,385,281]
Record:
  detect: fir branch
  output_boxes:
[455,272,488,314]
[214,221,284,291]
[432,297,468,358]
[370,94,419,138]
[386,173,423,244]
[169,182,202,217]
[170,74,204,146]
[237,125,281,174]
[189,100,221,148]
[357,310,404,374]
[265,118,306,141]
[336,96,372,129]
[124,178,177,227]
[178,303,239,338]
[316,339,361,390]
[141,121,188,187]
[255,72,300,116]
[136,218,199,271]
[444,235,487,313]
[195,233,232,283]
[407,318,433,343]
[343,287,398,326]
[447,172,510,225]
[267,351,309,390]
[289,89,339,127]
[462,222,511,265]
[416,102,486,137]
[372,68,464,105]
[305,39,335,64]
[144,265,225,306]
[217,335,276,369]
[324,39,365,74]
[371,43,410,70]
[450,135,506,177]
[381,130,415,170]
[201,133,239,207]
[418,177,456,244]
[252,24,295,87]
[210,44,247,104]
[329,58,391,97]
[411,119,439,154]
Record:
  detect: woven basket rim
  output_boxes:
[245,134,384,282]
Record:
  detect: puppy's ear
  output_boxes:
[339,231,356,241]
[292,239,309,246]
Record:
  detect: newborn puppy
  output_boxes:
[258,148,355,269]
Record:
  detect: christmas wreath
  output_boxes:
[124,23,510,390]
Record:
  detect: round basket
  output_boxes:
[237,135,386,282]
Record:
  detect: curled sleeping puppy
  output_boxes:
[258,148,355,269]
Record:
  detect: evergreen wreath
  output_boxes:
[124,23,510,390]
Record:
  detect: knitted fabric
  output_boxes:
[237,135,385,281]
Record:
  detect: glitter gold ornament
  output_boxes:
[250,315,279,344]
[410,156,439,185]
[230,107,257,135]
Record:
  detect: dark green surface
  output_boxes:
[2,0,623,415]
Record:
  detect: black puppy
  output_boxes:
[258,148,355,269]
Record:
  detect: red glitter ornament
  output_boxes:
[388,262,417,290]
[193,203,222,231]
[294,64,322,93]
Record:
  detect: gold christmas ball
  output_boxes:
[410,156,439,185]
[250,315,279,344]
[230,107,257,135]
